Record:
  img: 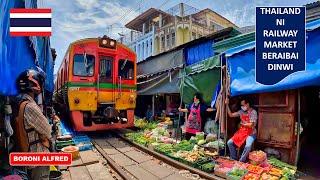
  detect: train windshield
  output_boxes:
[73,54,95,76]
[118,59,134,80]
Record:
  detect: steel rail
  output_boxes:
[91,139,131,180]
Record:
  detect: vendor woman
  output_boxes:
[226,98,257,162]
[178,93,214,139]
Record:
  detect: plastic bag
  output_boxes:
[204,119,218,134]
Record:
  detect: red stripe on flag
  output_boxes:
[10,32,51,36]
[10,8,51,13]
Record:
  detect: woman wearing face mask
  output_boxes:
[178,93,214,139]
[225,98,257,162]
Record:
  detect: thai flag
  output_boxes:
[10,8,52,36]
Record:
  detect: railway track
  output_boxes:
[89,129,223,180]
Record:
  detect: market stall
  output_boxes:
[127,119,300,179]
[224,19,320,168]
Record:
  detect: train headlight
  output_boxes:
[99,35,117,49]
[74,98,80,104]
[102,39,108,45]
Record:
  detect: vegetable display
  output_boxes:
[260,173,280,180]
[269,168,283,177]
[226,168,248,180]
[205,139,225,149]
[134,118,148,129]
[281,167,295,180]
[173,140,194,151]
[200,162,215,172]
[249,151,267,165]
[197,139,206,145]
[195,132,205,141]
[205,133,217,142]
[268,157,297,171]
[247,164,264,175]
[243,173,260,180]
[154,144,174,154]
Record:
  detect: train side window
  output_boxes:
[73,54,95,76]
[118,59,134,80]
[100,57,113,78]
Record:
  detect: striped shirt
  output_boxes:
[19,94,52,153]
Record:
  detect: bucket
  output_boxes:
[49,171,62,180]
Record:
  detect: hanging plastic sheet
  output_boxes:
[226,19,320,96]
[180,56,221,105]
[184,40,214,65]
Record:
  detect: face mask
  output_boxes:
[241,106,248,111]
[194,99,199,105]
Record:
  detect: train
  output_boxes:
[54,36,137,131]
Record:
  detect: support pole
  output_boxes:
[152,95,155,118]
[224,58,228,156]
[295,89,301,166]
[176,67,185,142]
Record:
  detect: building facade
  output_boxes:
[123,3,237,62]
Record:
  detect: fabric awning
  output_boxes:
[138,70,180,95]
[137,49,184,77]
[226,19,320,96]
[185,55,220,75]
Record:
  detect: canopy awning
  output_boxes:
[181,56,220,105]
[137,49,183,78]
[185,55,220,75]
[138,70,180,95]
[226,19,320,96]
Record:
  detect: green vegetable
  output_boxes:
[154,144,174,154]
[189,136,197,144]
[195,132,205,141]
[174,140,194,151]
[227,168,248,179]
[200,162,215,172]
[282,167,296,180]
[268,157,297,171]
[197,140,206,145]
[205,139,225,149]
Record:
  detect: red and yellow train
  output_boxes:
[54,36,136,131]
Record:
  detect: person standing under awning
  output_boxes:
[178,93,214,139]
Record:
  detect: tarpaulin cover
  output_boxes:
[137,49,183,76]
[180,31,256,105]
[0,0,54,95]
[226,19,320,96]
[185,55,220,75]
[213,32,255,54]
[180,68,220,105]
[184,40,214,65]
[138,70,180,95]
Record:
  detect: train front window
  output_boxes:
[118,59,134,80]
[100,57,113,79]
[73,54,95,76]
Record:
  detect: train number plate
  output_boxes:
[69,87,80,91]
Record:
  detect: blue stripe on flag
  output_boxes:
[10,18,51,27]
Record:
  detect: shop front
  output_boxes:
[136,49,184,120]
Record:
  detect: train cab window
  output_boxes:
[100,57,113,78]
[73,54,95,76]
[118,59,134,80]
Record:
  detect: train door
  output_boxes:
[98,56,115,103]
[115,58,135,109]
